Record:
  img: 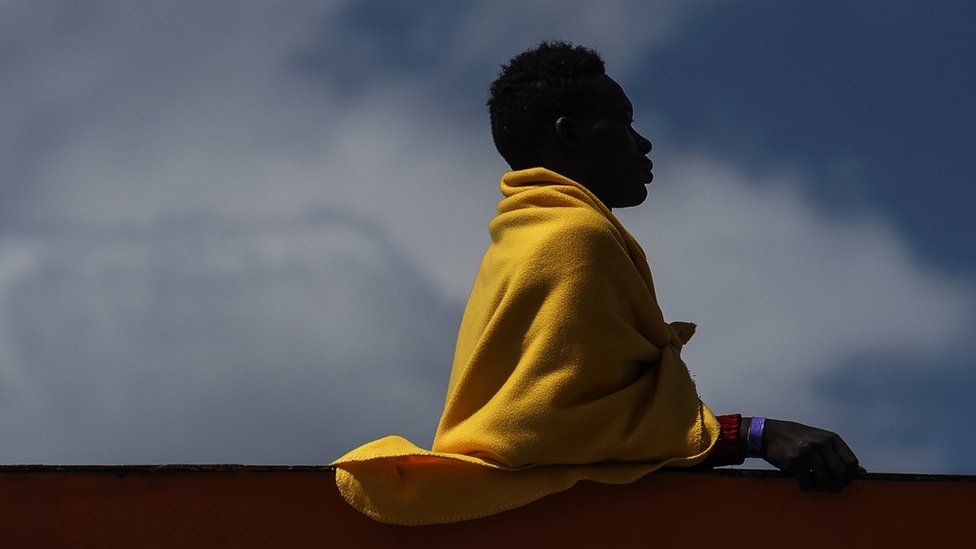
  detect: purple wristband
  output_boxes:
[747,416,765,458]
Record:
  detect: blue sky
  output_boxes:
[638,1,976,274]
[0,1,972,473]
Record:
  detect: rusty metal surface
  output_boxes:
[2,463,973,481]
[1,466,973,548]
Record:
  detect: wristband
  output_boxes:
[747,416,765,458]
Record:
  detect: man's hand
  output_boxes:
[759,418,862,492]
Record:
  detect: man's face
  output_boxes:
[573,75,653,209]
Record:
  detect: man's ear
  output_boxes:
[553,116,581,150]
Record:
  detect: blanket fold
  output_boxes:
[330,167,719,525]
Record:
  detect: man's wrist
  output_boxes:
[747,416,766,458]
[739,416,751,458]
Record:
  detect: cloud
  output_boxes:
[0,1,972,471]
[1,0,711,296]
[616,151,975,470]
[0,211,459,462]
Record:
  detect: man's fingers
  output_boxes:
[820,446,853,491]
[831,435,859,471]
[809,452,831,491]
[764,420,862,492]
[794,466,815,491]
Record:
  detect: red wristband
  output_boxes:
[708,413,746,466]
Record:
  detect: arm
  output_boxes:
[696,414,863,491]
[668,324,862,490]
[693,414,746,468]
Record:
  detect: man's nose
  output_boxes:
[636,133,652,155]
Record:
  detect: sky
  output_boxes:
[1,1,973,473]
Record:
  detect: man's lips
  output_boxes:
[642,159,653,183]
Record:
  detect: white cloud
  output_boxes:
[618,152,974,431]
[0,214,458,462]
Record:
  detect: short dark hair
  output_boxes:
[487,40,606,169]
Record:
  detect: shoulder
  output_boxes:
[541,207,625,256]
[539,208,626,255]
[510,208,629,283]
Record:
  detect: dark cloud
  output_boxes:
[631,0,976,273]
[818,347,976,473]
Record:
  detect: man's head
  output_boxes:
[487,40,653,210]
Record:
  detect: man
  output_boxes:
[331,40,861,526]
[484,40,862,491]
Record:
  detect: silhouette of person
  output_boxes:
[485,40,862,492]
[331,42,866,526]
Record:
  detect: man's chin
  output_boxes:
[617,185,648,209]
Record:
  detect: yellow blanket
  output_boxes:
[330,167,720,525]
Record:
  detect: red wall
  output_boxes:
[1,465,973,548]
